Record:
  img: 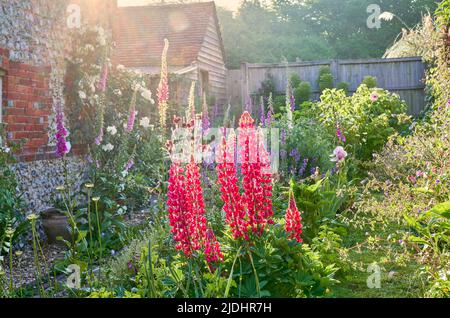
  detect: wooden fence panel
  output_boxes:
[227,57,426,115]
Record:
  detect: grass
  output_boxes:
[331,214,426,298]
[333,249,424,298]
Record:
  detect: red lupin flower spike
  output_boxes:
[216,130,249,240]
[167,162,193,256]
[238,112,273,236]
[185,157,208,251]
[285,189,303,243]
[204,227,224,264]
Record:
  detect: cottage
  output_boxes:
[112,1,227,104]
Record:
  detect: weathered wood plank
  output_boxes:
[228,57,426,114]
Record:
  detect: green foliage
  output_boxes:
[289,73,301,88]
[0,135,27,258]
[318,66,334,92]
[436,0,450,26]
[258,73,276,98]
[318,66,332,77]
[291,170,353,242]
[218,1,437,68]
[404,202,450,255]
[361,76,378,88]
[357,78,450,297]
[315,86,411,163]
[230,224,339,298]
[274,114,334,181]
[96,215,340,298]
[294,81,312,103]
[336,82,350,94]
[422,3,450,114]
[64,26,110,144]
[273,95,287,114]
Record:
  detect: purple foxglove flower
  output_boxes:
[55,102,70,157]
[202,109,211,133]
[299,158,309,177]
[265,110,272,127]
[126,110,137,133]
[336,124,346,143]
[290,93,296,112]
[95,128,104,146]
[289,165,295,176]
[124,158,135,173]
[259,98,265,126]
[281,129,286,146]
[290,148,300,162]
[245,98,253,114]
[99,64,108,92]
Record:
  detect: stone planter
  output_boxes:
[41,208,71,245]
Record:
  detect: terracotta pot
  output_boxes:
[41,208,71,245]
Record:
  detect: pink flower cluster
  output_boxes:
[167,159,223,263]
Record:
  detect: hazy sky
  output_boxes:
[117,0,242,11]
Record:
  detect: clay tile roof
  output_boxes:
[113,2,216,68]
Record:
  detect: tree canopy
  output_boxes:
[218,0,437,69]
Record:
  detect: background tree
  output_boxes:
[219,0,437,69]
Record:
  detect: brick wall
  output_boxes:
[0,0,97,212]
[0,0,89,162]
[1,47,54,161]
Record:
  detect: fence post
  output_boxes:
[330,59,339,86]
[241,62,249,109]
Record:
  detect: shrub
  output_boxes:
[273,94,287,114]
[0,135,27,253]
[336,82,350,94]
[315,86,411,164]
[294,81,312,103]
[289,73,301,89]
[258,72,276,97]
[291,169,353,242]
[318,66,334,92]
[319,65,332,77]
[65,26,166,215]
[275,114,335,181]
[361,76,377,88]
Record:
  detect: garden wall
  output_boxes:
[0,0,88,213]
[229,57,426,115]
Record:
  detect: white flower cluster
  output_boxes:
[1,146,11,154]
